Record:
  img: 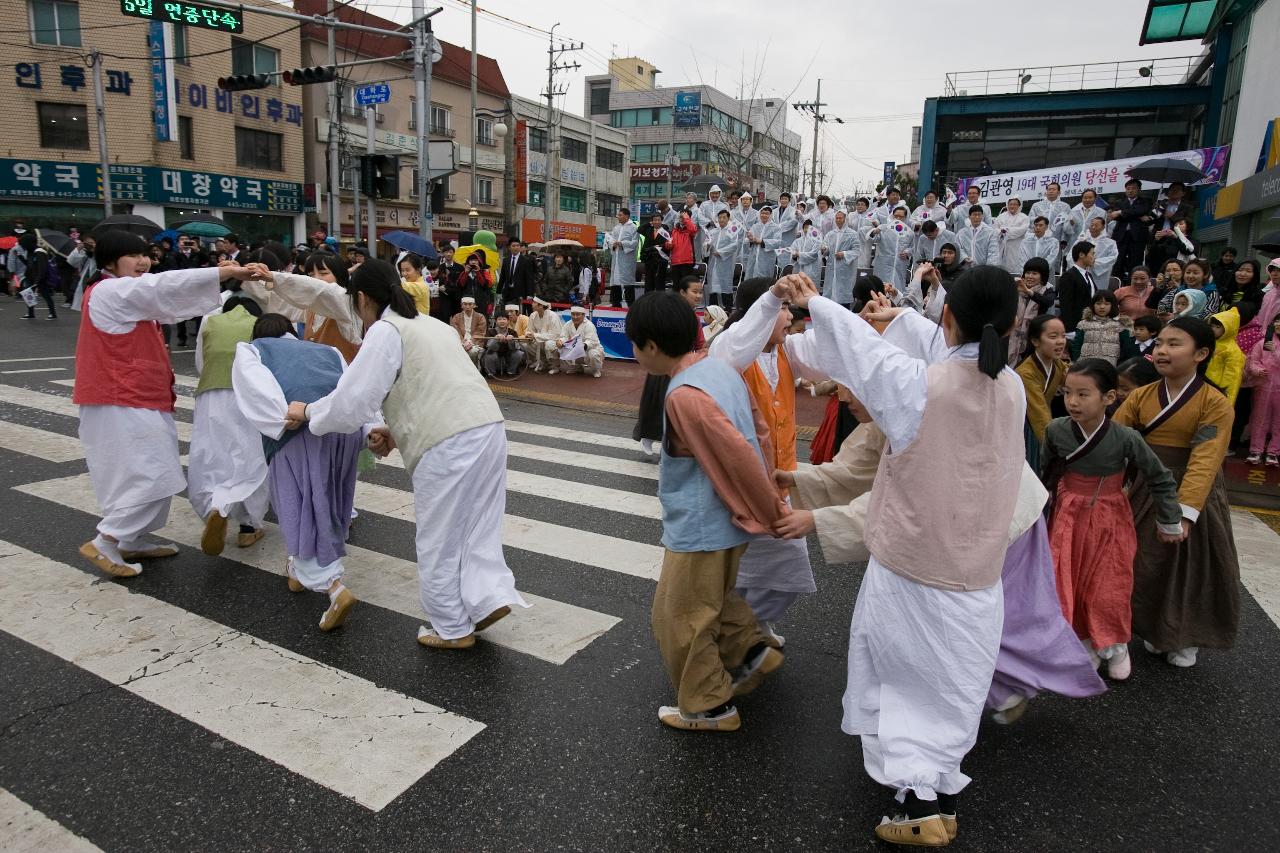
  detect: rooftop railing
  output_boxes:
[943,56,1202,97]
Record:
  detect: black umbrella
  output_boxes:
[1125,157,1206,186]
[34,229,75,256]
[89,214,163,240]
[1250,230,1280,255]
[679,174,734,197]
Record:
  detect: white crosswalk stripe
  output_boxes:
[14,473,622,666]
[0,541,485,812]
[0,420,83,463]
[0,788,103,853]
[0,384,193,442]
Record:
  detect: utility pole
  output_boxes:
[327,10,339,236]
[541,24,582,243]
[365,105,376,248]
[89,50,112,216]
[792,79,843,199]
[468,0,478,232]
[413,2,437,243]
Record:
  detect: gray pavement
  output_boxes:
[2,301,1279,852]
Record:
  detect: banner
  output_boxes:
[149,22,177,142]
[514,119,528,204]
[956,145,1232,205]
[554,307,633,360]
[674,91,701,128]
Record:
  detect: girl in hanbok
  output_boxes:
[704,209,743,310]
[1114,317,1240,668]
[821,210,860,308]
[1015,314,1068,470]
[1041,359,1183,681]
[232,313,364,632]
[994,197,1030,275]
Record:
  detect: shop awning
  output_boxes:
[1138,0,1219,44]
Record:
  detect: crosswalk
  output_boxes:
[0,376,662,818]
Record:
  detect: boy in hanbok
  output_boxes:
[232,313,364,631]
[75,231,254,578]
[626,291,785,733]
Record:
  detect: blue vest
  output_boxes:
[251,336,345,462]
[658,357,762,552]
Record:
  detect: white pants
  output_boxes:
[101,498,172,552]
[410,422,528,639]
[188,389,269,528]
[80,405,185,544]
[546,340,604,374]
[291,556,344,592]
[843,559,1003,800]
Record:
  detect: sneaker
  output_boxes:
[1167,647,1198,668]
[1107,646,1132,681]
[417,625,476,649]
[1267,454,1280,467]
[1247,453,1263,465]
[46,314,56,320]
[318,586,356,631]
[21,314,32,320]
[548,368,560,375]
[731,645,784,697]
[657,704,740,732]
[990,693,1029,725]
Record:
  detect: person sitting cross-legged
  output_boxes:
[451,295,488,367]
[484,314,525,377]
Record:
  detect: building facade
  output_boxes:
[583,58,801,216]
[508,94,629,248]
[3,0,307,244]
[295,0,507,246]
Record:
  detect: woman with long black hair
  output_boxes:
[286,259,526,649]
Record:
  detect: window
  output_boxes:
[610,107,672,128]
[595,148,624,172]
[430,104,452,136]
[37,102,88,149]
[30,0,80,47]
[561,137,588,163]
[408,96,417,129]
[529,127,547,153]
[478,178,494,205]
[596,193,623,216]
[528,181,545,206]
[231,38,278,77]
[632,144,668,163]
[172,22,189,65]
[560,187,586,213]
[235,126,283,171]
[589,84,611,115]
[409,167,419,196]
[179,116,194,160]
[476,117,494,146]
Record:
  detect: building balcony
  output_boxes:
[943,56,1201,97]
[430,124,456,138]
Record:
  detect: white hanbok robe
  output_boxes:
[789,228,824,283]
[526,307,563,371]
[993,211,1030,274]
[743,220,782,279]
[822,226,861,304]
[305,312,528,639]
[606,220,639,286]
[241,272,364,347]
[806,300,1016,801]
[188,312,270,528]
[1029,198,1073,246]
[1020,233,1061,273]
[957,222,1001,267]
[79,268,223,546]
[773,204,800,245]
[705,222,744,295]
[1073,233,1120,285]
[948,201,990,235]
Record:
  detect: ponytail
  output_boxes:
[977,321,1006,379]
[350,258,418,319]
[943,264,1018,380]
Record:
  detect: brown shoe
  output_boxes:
[657,704,741,732]
[118,544,179,561]
[78,541,141,578]
[200,513,227,556]
[416,626,476,649]
[237,529,265,548]
[319,587,356,631]
[732,646,784,697]
[475,605,511,632]
[285,559,304,593]
[874,814,951,847]
[940,815,957,843]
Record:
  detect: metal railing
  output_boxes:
[943,56,1202,97]
[429,123,455,138]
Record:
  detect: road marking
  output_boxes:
[0,787,103,853]
[1,368,66,375]
[1231,509,1280,629]
[15,474,622,665]
[504,419,640,452]
[0,421,83,463]
[0,385,192,442]
[0,541,485,812]
[356,480,663,580]
[0,355,76,363]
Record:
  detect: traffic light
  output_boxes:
[283,66,337,86]
[359,154,399,199]
[217,73,271,92]
[430,180,446,214]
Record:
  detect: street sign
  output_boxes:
[355,83,391,106]
[120,0,244,33]
[883,161,896,186]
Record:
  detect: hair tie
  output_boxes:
[983,322,995,331]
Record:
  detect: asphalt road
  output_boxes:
[1,301,1278,852]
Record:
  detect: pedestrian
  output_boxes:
[787,267,1024,847]
[1245,313,1280,466]
[19,236,57,320]
[1113,316,1239,669]
[289,258,526,649]
[539,253,575,304]
[1068,290,1138,365]
[74,231,253,577]
[624,290,785,733]
[1015,314,1069,471]
[1042,359,1183,682]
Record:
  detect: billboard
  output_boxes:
[674,91,701,128]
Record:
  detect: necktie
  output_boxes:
[1086,271,1097,293]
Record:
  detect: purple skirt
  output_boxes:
[268,429,363,567]
[987,517,1107,709]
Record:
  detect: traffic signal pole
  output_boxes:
[366,105,377,249]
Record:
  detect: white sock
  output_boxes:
[640,438,654,454]
[328,584,346,604]
[93,535,140,570]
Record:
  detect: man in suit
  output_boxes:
[1108,178,1153,282]
[1057,241,1100,337]
[450,296,489,367]
[498,239,536,311]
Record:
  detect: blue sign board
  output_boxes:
[149,22,175,142]
[674,91,701,128]
[355,83,391,106]
[883,161,896,186]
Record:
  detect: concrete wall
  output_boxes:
[1225,0,1280,185]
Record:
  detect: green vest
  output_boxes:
[195,305,257,396]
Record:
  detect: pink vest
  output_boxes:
[865,359,1023,591]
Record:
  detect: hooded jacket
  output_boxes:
[1205,307,1246,405]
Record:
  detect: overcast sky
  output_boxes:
[345,0,1205,193]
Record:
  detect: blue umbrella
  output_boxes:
[155,229,181,244]
[380,230,438,260]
